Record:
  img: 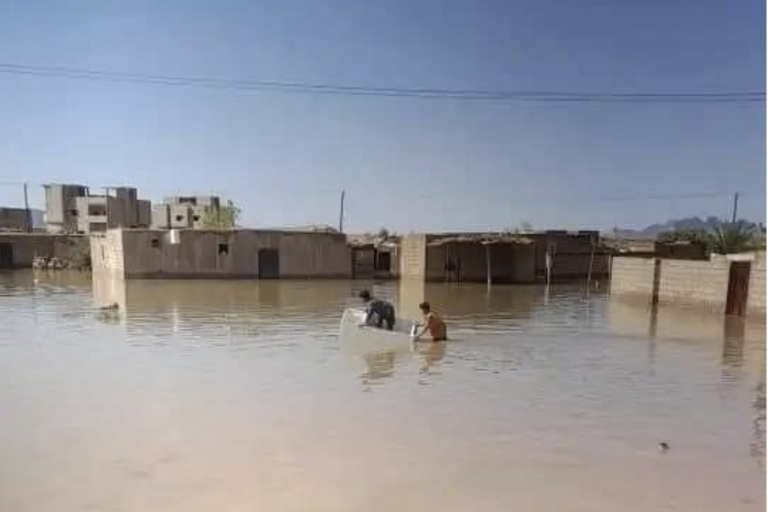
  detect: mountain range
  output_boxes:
[609,216,764,240]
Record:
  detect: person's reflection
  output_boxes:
[416,341,447,374]
[361,350,396,384]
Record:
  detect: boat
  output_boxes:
[338,307,417,354]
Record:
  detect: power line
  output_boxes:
[0,63,764,103]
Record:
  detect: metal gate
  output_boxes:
[725,261,751,316]
[258,249,280,279]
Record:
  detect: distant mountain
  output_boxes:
[610,216,763,240]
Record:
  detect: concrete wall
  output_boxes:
[90,230,125,275]
[92,229,351,279]
[44,184,87,233]
[152,204,171,229]
[747,251,766,315]
[511,244,536,282]
[137,200,151,227]
[0,233,88,268]
[657,256,730,312]
[610,257,657,302]
[400,234,426,280]
[0,208,30,232]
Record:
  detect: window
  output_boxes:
[218,243,229,255]
[101,246,105,260]
[150,238,160,248]
[69,209,78,217]
[175,215,183,222]
[192,215,200,222]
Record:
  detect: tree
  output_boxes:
[202,200,241,229]
[377,227,390,239]
[710,221,758,255]
[657,220,761,255]
[657,228,711,246]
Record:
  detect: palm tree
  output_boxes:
[710,221,757,255]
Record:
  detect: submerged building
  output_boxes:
[91,228,352,279]
[400,230,610,283]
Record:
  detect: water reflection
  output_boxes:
[752,364,766,472]
[415,341,447,375]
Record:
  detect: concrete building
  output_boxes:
[91,228,352,279]
[400,231,608,283]
[44,183,89,233]
[153,195,221,229]
[348,234,400,280]
[44,184,151,234]
[0,207,31,232]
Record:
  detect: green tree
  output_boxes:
[377,227,390,239]
[657,228,711,246]
[202,200,241,229]
[710,221,758,255]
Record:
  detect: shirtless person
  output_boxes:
[412,302,448,342]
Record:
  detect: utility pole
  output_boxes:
[338,190,345,233]
[731,192,739,223]
[23,182,32,232]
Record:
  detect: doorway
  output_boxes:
[258,249,280,279]
[725,261,751,316]
[0,243,13,269]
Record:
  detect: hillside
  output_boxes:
[611,216,763,239]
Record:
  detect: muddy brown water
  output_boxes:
[0,271,764,511]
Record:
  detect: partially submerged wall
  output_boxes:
[399,234,426,280]
[611,252,766,317]
[92,229,351,279]
[747,251,766,316]
[657,257,730,312]
[610,257,657,303]
[0,233,89,268]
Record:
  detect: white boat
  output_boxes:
[338,307,417,354]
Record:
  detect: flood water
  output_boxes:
[0,271,764,512]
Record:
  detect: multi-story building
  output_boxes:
[152,195,221,230]
[44,184,89,233]
[44,184,151,234]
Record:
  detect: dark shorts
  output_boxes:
[373,305,395,330]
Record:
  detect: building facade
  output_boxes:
[152,196,221,229]
[44,184,89,233]
[400,231,608,283]
[0,207,31,232]
[91,228,352,279]
[44,184,151,234]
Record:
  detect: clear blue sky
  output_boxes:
[0,0,764,232]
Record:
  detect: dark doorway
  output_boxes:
[726,261,751,316]
[258,249,280,279]
[376,251,391,272]
[0,243,13,269]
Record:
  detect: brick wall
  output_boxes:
[657,257,730,312]
[90,230,125,275]
[399,234,426,280]
[748,251,766,315]
[610,257,657,302]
